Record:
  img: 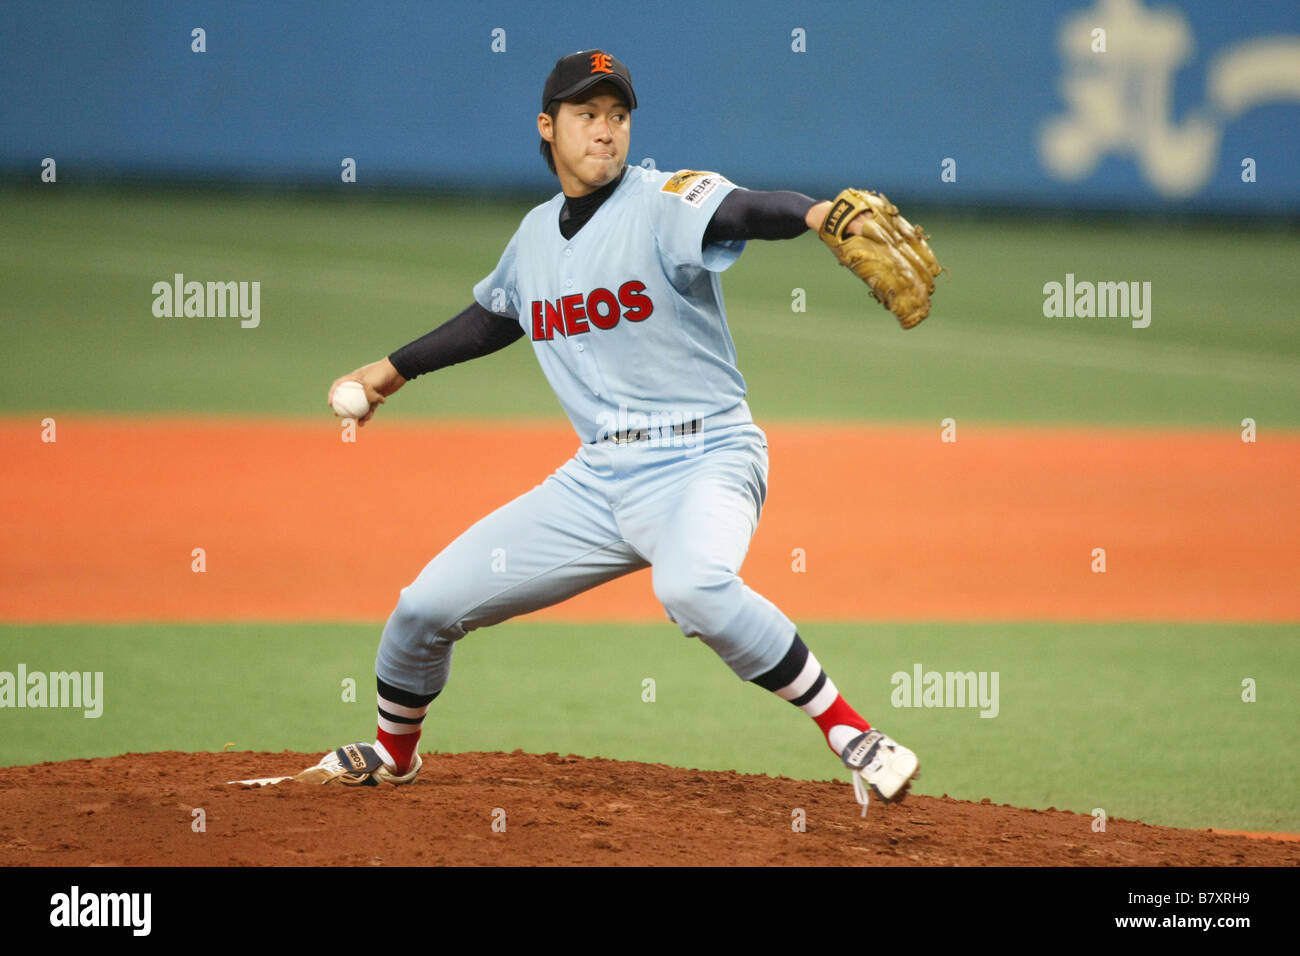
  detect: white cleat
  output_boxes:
[374,751,422,785]
[840,730,920,816]
[294,743,422,787]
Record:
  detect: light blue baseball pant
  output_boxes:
[374,406,797,697]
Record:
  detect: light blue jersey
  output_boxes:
[377,165,796,698]
[473,167,751,443]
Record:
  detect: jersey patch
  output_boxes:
[661,170,727,208]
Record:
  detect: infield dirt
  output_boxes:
[0,750,1296,867]
[4,418,1298,622]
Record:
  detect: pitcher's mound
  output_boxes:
[1,751,1294,866]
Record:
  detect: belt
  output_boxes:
[600,417,703,444]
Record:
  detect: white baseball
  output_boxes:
[332,381,371,419]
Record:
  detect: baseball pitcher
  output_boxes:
[304,49,940,814]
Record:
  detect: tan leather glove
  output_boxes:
[819,188,942,329]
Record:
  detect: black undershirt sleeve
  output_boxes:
[703,187,819,245]
[387,301,524,381]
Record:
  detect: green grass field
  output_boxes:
[2,187,1297,834]
[1,621,1295,831]
[2,187,1298,426]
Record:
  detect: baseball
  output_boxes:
[331,381,371,419]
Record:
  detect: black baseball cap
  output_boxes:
[542,49,637,111]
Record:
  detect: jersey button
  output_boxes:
[576,343,585,352]
[565,279,573,287]
[564,248,573,256]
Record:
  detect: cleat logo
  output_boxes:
[844,731,882,767]
[341,744,367,770]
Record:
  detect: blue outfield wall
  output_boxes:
[2,0,1298,211]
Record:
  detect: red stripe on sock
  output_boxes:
[377,728,421,775]
[812,694,870,750]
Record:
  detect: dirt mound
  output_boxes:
[0,751,1294,866]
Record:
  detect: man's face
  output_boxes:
[539,86,631,193]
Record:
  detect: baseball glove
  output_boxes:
[818,188,942,329]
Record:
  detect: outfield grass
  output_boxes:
[2,188,1298,427]
[2,620,1295,832]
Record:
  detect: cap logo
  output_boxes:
[589,53,613,74]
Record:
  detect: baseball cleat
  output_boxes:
[840,729,920,816]
[294,742,422,787]
[374,750,422,785]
